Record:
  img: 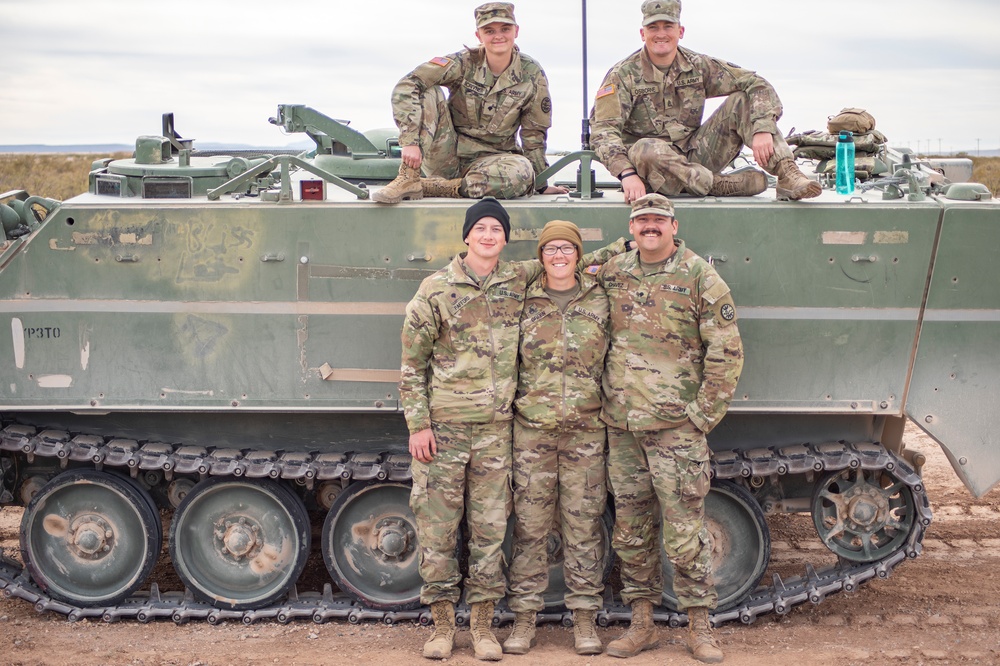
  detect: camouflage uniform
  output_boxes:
[400,241,627,605]
[597,239,743,610]
[590,46,794,196]
[391,46,555,198]
[400,253,535,605]
[508,270,610,613]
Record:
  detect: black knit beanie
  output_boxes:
[463,197,511,242]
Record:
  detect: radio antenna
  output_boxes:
[581,0,591,150]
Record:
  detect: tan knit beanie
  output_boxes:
[537,220,583,262]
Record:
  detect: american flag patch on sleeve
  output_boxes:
[595,84,616,99]
[429,56,452,67]
[585,264,600,274]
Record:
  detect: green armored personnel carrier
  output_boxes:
[1,104,997,626]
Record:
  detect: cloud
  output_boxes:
[1,0,998,153]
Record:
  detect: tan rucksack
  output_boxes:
[827,108,876,135]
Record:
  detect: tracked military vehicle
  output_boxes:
[1,104,998,626]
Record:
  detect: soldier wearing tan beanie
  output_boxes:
[536,220,584,263]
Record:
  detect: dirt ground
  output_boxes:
[1,422,998,666]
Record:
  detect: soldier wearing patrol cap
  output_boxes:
[591,0,821,203]
[374,3,568,204]
[596,193,744,663]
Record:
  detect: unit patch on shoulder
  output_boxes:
[430,56,452,67]
[595,84,616,99]
[540,96,551,113]
[720,303,735,321]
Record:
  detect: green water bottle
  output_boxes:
[836,131,855,194]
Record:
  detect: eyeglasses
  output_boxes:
[541,245,577,256]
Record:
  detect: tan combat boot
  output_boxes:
[469,601,503,661]
[605,598,659,658]
[501,611,536,655]
[773,158,822,201]
[709,169,767,197]
[421,177,463,198]
[686,607,723,664]
[372,163,423,204]
[422,600,456,660]
[572,609,603,656]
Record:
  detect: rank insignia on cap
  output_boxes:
[596,84,616,99]
[430,56,452,67]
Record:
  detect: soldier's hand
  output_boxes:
[409,428,437,463]
[622,174,646,204]
[401,145,423,170]
[543,185,570,194]
[751,132,775,168]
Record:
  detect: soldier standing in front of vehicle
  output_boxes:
[503,221,609,657]
[597,193,744,664]
[591,0,821,202]
[400,199,630,661]
[374,2,567,204]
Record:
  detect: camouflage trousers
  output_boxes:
[415,87,535,199]
[629,92,795,196]
[507,422,608,612]
[607,421,717,610]
[408,419,513,605]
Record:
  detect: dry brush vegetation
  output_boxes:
[2,152,999,202]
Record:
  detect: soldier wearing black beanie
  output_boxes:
[463,197,511,242]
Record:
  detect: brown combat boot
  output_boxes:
[709,169,767,197]
[421,177,463,198]
[422,600,456,660]
[606,598,659,658]
[773,158,822,201]
[469,601,503,661]
[501,611,536,654]
[372,163,423,203]
[686,607,723,664]
[573,609,603,656]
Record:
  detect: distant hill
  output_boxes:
[0,141,315,154]
[0,144,133,154]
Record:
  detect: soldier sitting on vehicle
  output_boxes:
[590,0,821,202]
[374,2,567,204]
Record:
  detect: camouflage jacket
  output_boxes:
[597,240,744,433]
[590,46,783,178]
[400,239,629,434]
[392,46,554,179]
[514,271,610,431]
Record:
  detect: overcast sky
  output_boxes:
[2,0,999,154]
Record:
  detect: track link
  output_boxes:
[0,422,931,627]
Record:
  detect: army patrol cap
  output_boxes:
[537,220,583,261]
[475,2,517,28]
[629,193,675,219]
[641,0,681,25]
